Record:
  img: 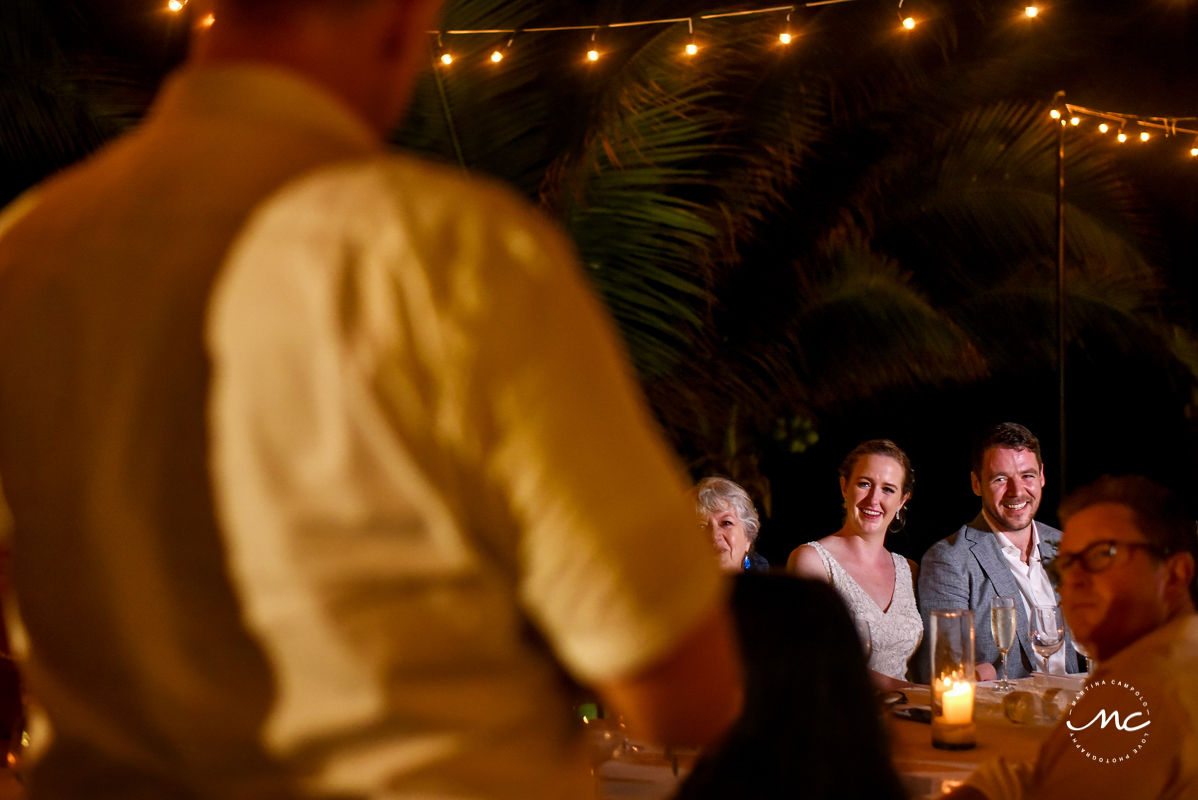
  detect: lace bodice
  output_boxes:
[804,541,923,681]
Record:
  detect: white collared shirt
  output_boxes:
[993,522,1069,674]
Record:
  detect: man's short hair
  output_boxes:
[1059,475,1198,606]
[970,422,1042,476]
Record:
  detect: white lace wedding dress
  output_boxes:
[804,541,923,681]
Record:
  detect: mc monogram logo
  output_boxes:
[1065,679,1152,765]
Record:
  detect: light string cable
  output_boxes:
[1053,98,1198,155]
[430,1,860,38]
[431,31,468,171]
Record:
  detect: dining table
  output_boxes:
[885,674,1079,799]
[0,676,1080,800]
[594,672,1084,799]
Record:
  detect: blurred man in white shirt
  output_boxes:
[0,2,741,796]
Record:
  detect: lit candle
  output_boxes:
[939,678,974,724]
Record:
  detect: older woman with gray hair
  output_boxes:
[692,477,770,572]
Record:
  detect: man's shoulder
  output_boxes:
[303,153,544,220]
[1036,521,1062,543]
[923,520,986,557]
[267,153,567,261]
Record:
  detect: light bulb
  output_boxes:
[199,13,214,27]
[1050,109,1061,120]
[1070,117,1080,126]
[1098,123,1109,133]
[902,16,916,30]
[1025,6,1039,18]
[167,0,184,11]
[490,50,504,63]
[1140,131,1150,142]
[779,32,792,44]
[439,52,453,66]
[1117,132,1127,143]
[685,42,698,56]
[1190,147,1198,157]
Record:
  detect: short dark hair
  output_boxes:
[838,439,914,499]
[1059,475,1198,606]
[971,422,1042,476]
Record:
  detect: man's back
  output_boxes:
[0,59,734,797]
[0,67,380,797]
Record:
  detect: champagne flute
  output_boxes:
[1029,604,1065,673]
[990,596,1017,691]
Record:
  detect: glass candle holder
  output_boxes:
[929,609,976,750]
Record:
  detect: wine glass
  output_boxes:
[990,596,1017,691]
[1029,604,1065,672]
[854,618,873,662]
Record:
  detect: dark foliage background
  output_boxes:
[3,0,1196,566]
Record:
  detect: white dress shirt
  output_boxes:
[993,522,1069,674]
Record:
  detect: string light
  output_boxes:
[779,9,794,44]
[586,28,601,62]
[429,4,830,39]
[685,18,699,56]
[490,34,515,64]
[1053,101,1198,159]
[435,33,453,66]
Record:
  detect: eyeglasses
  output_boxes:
[1046,539,1167,584]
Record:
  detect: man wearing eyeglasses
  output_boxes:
[951,475,1198,800]
[917,423,1082,681]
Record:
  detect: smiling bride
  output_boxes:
[787,439,923,685]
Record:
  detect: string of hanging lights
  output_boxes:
[160,0,1195,161]
[1051,103,1198,158]
[162,0,1049,63]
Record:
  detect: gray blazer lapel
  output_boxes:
[966,518,1035,668]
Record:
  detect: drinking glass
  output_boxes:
[928,609,976,750]
[854,618,873,662]
[1029,604,1064,672]
[989,596,1017,692]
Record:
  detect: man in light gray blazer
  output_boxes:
[916,423,1082,682]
